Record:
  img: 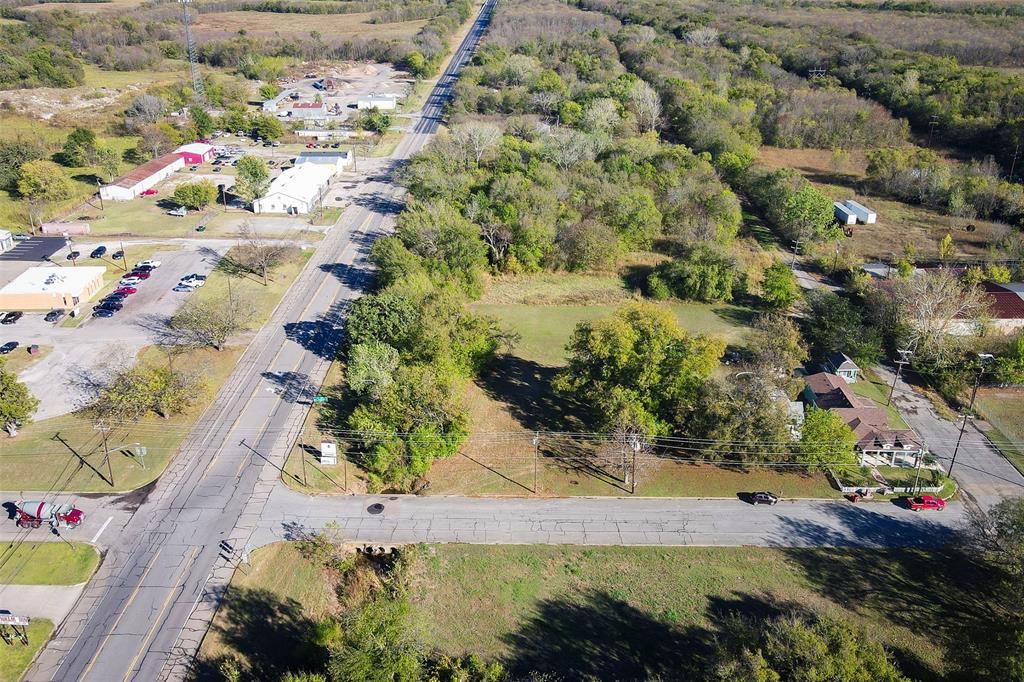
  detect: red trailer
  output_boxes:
[14,500,84,529]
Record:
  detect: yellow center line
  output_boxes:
[80,546,164,680]
[120,545,201,682]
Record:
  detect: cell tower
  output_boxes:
[180,0,205,102]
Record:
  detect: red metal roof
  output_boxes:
[110,153,182,189]
[983,282,1024,320]
[293,102,325,109]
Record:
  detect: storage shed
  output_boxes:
[252,164,334,215]
[175,142,216,165]
[40,222,90,235]
[100,154,184,201]
[356,93,398,110]
[834,201,856,225]
[844,200,877,224]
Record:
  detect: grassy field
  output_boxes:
[758,146,1004,260]
[975,388,1024,474]
[204,542,970,681]
[195,245,314,326]
[848,369,911,430]
[0,619,53,682]
[0,543,100,585]
[81,63,190,90]
[0,345,243,492]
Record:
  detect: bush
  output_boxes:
[648,245,735,303]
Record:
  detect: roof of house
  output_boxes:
[293,102,325,109]
[834,406,924,451]
[297,150,352,161]
[175,142,214,156]
[0,265,105,295]
[826,352,859,372]
[803,372,860,410]
[108,153,183,189]
[983,282,1024,320]
[261,164,334,205]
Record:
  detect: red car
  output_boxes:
[115,286,137,295]
[905,495,945,511]
[141,189,158,196]
[306,143,316,148]
[129,271,151,280]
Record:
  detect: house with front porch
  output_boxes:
[803,371,927,468]
[823,352,860,383]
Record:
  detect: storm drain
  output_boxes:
[367,503,385,515]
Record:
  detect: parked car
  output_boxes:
[272,140,280,147]
[119,277,142,287]
[172,284,196,292]
[213,167,221,173]
[306,143,315,149]
[189,165,198,171]
[141,189,158,196]
[168,206,187,217]
[92,308,115,318]
[66,251,81,261]
[134,264,155,273]
[44,309,65,323]
[748,492,779,506]
[0,311,22,325]
[0,341,18,354]
[95,301,122,312]
[136,260,161,269]
[114,286,137,295]
[112,250,124,260]
[90,246,107,258]
[331,142,341,149]
[128,271,151,280]
[12,233,30,241]
[904,495,945,511]
[180,273,207,283]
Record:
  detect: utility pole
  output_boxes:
[96,178,104,210]
[532,434,540,494]
[927,114,939,147]
[1010,142,1021,181]
[887,348,913,406]
[95,420,113,487]
[831,242,841,274]
[119,240,128,272]
[629,437,642,495]
[949,353,994,477]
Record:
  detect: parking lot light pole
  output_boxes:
[948,353,994,477]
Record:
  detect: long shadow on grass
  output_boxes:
[502,589,803,680]
[477,355,585,433]
[188,587,326,682]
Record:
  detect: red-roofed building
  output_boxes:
[290,102,326,119]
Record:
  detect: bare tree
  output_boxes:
[236,222,295,285]
[541,128,598,171]
[628,80,662,133]
[169,293,257,351]
[684,26,720,48]
[451,122,502,167]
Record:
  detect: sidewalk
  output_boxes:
[873,364,1024,510]
[0,583,86,622]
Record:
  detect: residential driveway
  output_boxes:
[875,364,1024,510]
[9,243,228,418]
[248,488,964,549]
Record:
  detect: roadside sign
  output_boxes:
[0,615,29,626]
[312,395,328,404]
[320,442,337,465]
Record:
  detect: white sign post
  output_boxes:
[320,442,337,465]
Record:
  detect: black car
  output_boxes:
[92,308,114,318]
[0,311,22,325]
[95,301,123,312]
[134,264,155,273]
[0,341,18,354]
[66,251,81,261]
[112,250,124,260]
[90,246,107,258]
[749,492,779,506]
[44,309,65,323]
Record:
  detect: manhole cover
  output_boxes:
[367,503,385,515]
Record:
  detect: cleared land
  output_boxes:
[194,11,428,40]
[758,146,1003,260]
[0,543,100,585]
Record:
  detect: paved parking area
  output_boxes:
[4,242,228,418]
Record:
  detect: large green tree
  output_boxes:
[760,262,799,309]
[795,407,858,469]
[803,290,882,366]
[234,155,271,204]
[554,301,724,434]
[173,179,218,210]
[0,358,39,437]
[17,160,76,232]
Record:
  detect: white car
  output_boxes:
[119,277,142,286]
[135,260,162,269]
[180,274,206,286]
[168,206,187,217]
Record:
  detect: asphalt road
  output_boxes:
[26,2,497,680]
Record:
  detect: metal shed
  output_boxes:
[844,200,877,224]
[834,202,856,225]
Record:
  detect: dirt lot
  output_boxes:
[193,11,428,40]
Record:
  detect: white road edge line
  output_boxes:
[91,516,113,544]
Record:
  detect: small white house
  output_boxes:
[100,154,184,202]
[844,200,877,224]
[296,150,354,173]
[252,164,334,215]
[356,93,398,111]
[834,201,856,225]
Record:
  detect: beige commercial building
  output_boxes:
[0,266,105,311]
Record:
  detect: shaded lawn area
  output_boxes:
[0,543,100,585]
[0,619,53,682]
[0,345,242,492]
[975,388,1024,475]
[3,345,51,375]
[471,301,751,367]
[410,544,983,681]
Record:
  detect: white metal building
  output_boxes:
[844,200,877,224]
[252,164,335,215]
[0,266,105,311]
[296,150,354,173]
[356,93,398,110]
[834,201,856,225]
[100,154,184,202]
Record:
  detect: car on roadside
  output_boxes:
[213,167,221,173]
[904,495,945,511]
[66,251,81,261]
[748,492,779,506]
[136,260,162,269]
[112,250,124,260]
[141,189,158,196]
[114,286,137,295]
[0,311,22,325]
[92,308,114,318]
[44,309,65,323]
[119,277,142,287]
[331,142,341,149]
[0,341,18,354]
[90,246,107,258]
[12,233,30,241]
[134,264,155,273]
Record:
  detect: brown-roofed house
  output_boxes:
[99,153,184,202]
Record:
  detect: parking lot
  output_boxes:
[2,240,228,418]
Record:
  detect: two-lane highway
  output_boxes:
[28,1,497,679]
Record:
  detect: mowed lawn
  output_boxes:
[0,543,100,585]
[975,388,1024,475]
[408,544,962,681]
[0,619,53,682]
